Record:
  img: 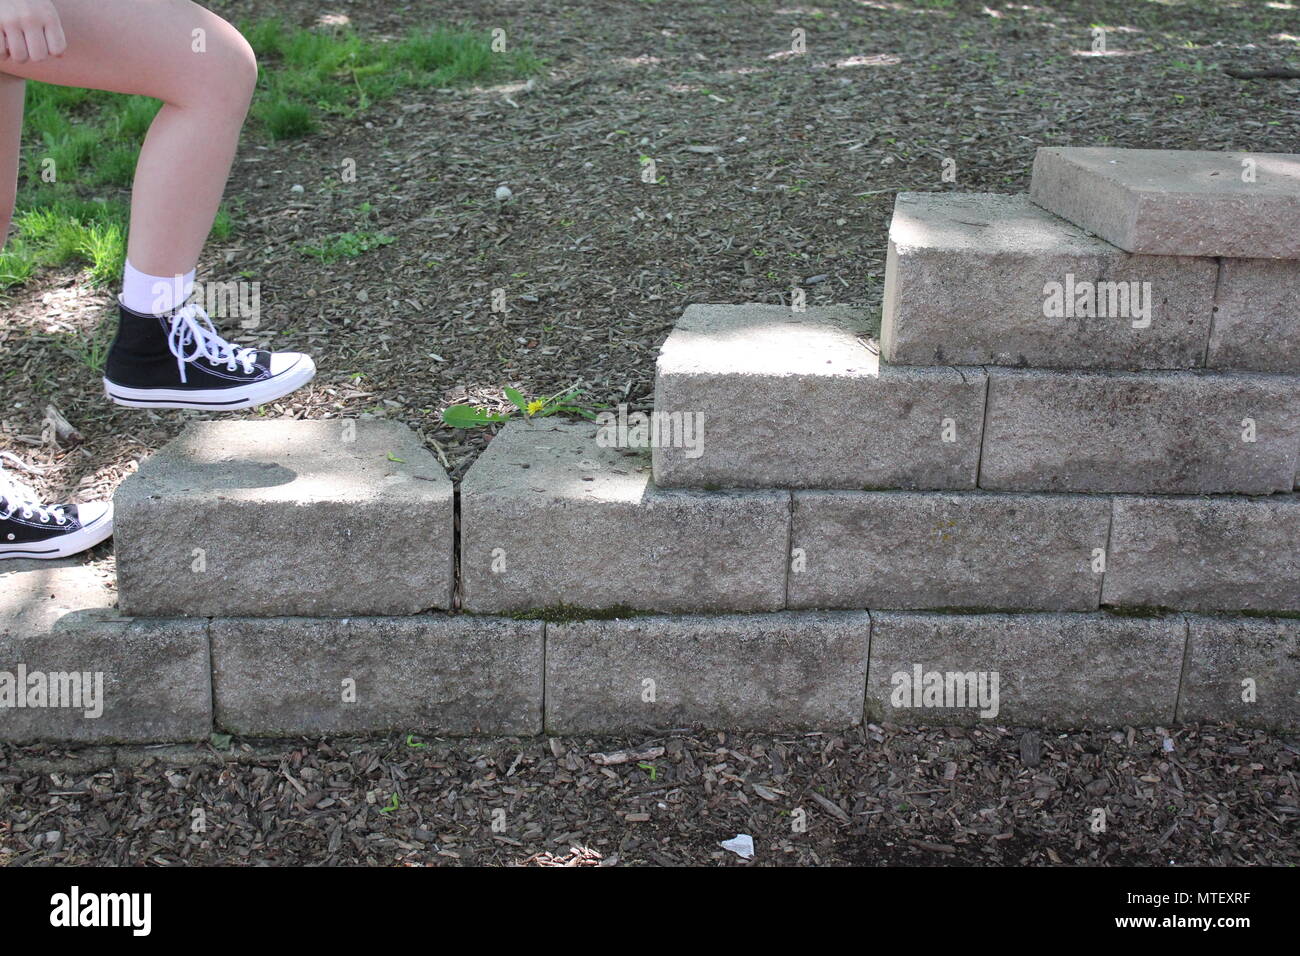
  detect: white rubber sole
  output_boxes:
[103,356,316,411]
[0,504,114,560]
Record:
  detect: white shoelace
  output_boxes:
[0,494,67,525]
[167,304,258,384]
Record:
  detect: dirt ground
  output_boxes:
[2,724,1297,866]
[1,1,1297,865]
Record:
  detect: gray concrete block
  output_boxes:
[460,420,790,614]
[1030,146,1300,258]
[980,367,1300,494]
[865,611,1185,727]
[789,490,1109,611]
[652,304,987,489]
[211,615,544,736]
[1207,258,1300,373]
[545,611,869,733]
[116,420,454,618]
[1179,615,1298,728]
[1103,494,1300,612]
[0,562,211,743]
[881,192,1216,369]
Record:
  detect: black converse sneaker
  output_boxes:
[103,298,316,410]
[0,493,113,560]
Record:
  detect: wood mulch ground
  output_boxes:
[2,724,1297,866]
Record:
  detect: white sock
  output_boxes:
[121,260,196,315]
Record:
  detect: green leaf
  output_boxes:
[387,452,406,463]
[442,404,505,428]
[503,386,530,413]
[209,732,233,750]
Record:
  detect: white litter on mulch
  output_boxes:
[720,834,754,860]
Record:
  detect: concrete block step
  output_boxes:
[1206,257,1300,373]
[652,304,987,490]
[115,420,454,618]
[1029,146,1300,258]
[0,562,210,742]
[980,367,1300,494]
[545,611,869,733]
[460,420,790,614]
[1179,616,1298,727]
[789,490,1109,611]
[881,192,1217,369]
[865,611,1186,727]
[211,615,544,736]
[1104,494,1300,612]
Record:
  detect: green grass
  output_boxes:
[1,20,541,290]
[4,197,125,285]
[301,230,396,263]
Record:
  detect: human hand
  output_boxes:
[0,0,66,64]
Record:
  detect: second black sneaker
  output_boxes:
[0,494,114,560]
[103,299,316,410]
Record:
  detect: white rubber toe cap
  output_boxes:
[77,501,113,529]
[269,352,315,377]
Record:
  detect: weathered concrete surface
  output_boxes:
[1206,258,1300,373]
[1103,494,1300,612]
[882,192,1216,369]
[460,420,790,614]
[789,491,1109,611]
[210,615,544,736]
[0,562,211,742]
[652,304,986,489]
[1030,147,1300,258]
[116,420,454,618]
[1179,615,1298,728]
[979,367,1300,494]
[545,611,869,733]
[865,611,1185,727]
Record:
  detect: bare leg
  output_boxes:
[0,0,257,276]
[0,72,23,245]
[0,0,313,414]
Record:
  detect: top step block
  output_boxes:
[881,192,1217,370]
[1030,147,1300,259]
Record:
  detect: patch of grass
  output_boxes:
[300,230,396,263]
[245,19,543,135]
[210,207,234,241]
[1,199,126,287]
[257,97,317,140]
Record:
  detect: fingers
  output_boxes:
[2,27,29,64]
[23,26,49,63]
[0,12,67,65]
[44,18,66,57]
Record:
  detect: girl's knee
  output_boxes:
[186,17,258,112]
[223,27,259,103]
